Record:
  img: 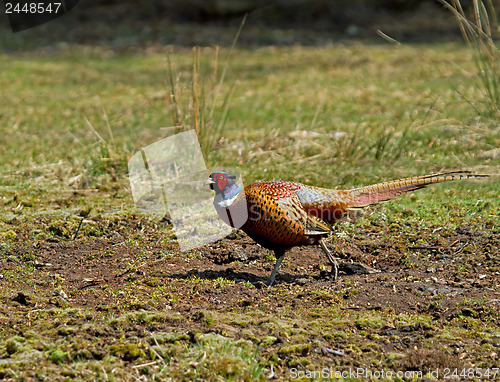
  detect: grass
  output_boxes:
[165,16,246,162]
[165,46,236,162]
[1,44,498,193]
[0,12,499,381]
[441,0,500,118]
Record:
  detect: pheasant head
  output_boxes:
[206,172,242,207]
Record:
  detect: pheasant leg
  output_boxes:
[320,239,338,281]
[265,250,285,287]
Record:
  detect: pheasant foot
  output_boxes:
[320,239,339,281]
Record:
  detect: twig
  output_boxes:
[132,361,158,369]
[320,347,347,357]
[72,218,84,240]
[409,245,442,250]
[453,242,469,255]
[377,30,402,45]
[150,333,166,367]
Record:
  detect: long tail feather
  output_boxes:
[349,171,488,208]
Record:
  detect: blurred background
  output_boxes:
[2,0,499,49]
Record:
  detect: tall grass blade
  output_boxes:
[163,16,246,163]
[441,0,500,117]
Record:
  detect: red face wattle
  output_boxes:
[208,172,237,193]
[217,175,227,190]
[216,174,227,191]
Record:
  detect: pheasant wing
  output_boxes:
[243,182,331,246]
[294,185,353,224]
[276,197,332,235]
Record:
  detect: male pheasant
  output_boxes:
[206,171,486,286]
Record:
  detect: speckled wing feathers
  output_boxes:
[240,181,333,247]
[295,185,353,223]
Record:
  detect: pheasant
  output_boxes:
[206,171,486,286]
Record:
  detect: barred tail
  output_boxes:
[349,171,488,208]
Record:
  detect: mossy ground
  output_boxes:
[0,209,498,380]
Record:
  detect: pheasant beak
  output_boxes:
[204,178,215,186]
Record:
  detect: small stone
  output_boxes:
[55,290,68,299]
[340,262,380,274]
[232,248,249,262]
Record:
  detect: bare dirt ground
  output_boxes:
[2,214,498,380]
[7,217,499,314]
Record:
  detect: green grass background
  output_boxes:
[1,43,497,223]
